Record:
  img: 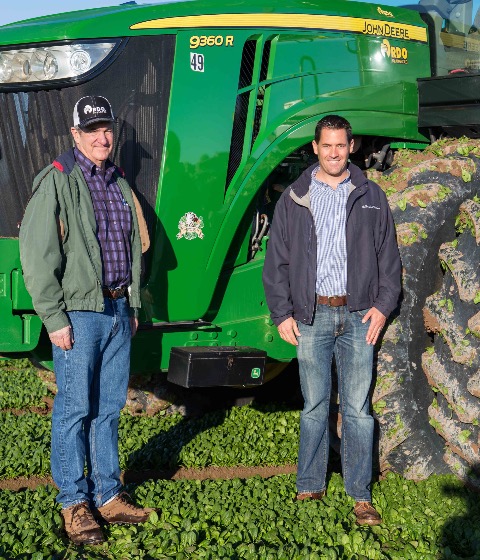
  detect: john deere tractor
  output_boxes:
[0,0,479,484]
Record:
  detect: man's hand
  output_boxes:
[362,307,387,345]
[49,326,73,350]
[130,316,138,338]
[277,317,301,346]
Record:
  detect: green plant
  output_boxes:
[120,405,301,471]
[0,473,479,559]
[0,405,301,478]
[0,413,51,478]
[0,362,49,410]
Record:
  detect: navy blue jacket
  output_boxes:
[262,162,401,326]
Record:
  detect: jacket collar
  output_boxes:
[289,162,368,208]
[52,148,77,175]
[52,147,123,180]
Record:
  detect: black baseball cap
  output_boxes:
[73,95,115,129]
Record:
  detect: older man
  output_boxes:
[263,115,401,525]
[20,96,152,545]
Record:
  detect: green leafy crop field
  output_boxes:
[0,406,300,479]
[0,474,479,559]
[0,359,49,410]
[0,360,479,559]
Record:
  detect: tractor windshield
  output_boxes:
[351,0,480,75]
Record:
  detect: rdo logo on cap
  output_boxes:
[84,105,107,115]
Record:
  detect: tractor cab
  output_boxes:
[418,0,480,137]
[349,0,480,136]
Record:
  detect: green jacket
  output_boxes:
[19,149,142,334]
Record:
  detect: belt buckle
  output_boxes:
[113,287,124,299]
[328,296,335,306]
[106,287,122,299]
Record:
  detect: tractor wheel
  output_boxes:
[368,139,480,484]
[422,200,480,489]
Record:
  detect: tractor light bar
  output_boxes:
[0,41,120,84]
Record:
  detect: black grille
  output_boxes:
[237,40,257,89]
[259,40,272,82]
[0,36,175,238]
[225,92,250,187]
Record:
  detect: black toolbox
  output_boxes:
[167,346,267,388]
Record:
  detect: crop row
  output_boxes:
[0,472,478,559]
[0,359,49,410]
[0,405,300,479]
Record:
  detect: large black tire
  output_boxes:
[422,199,480,489]
[369,139,480,482]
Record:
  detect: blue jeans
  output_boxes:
[296,304,374,501]
[51,297,131,508]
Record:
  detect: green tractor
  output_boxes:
[0,0,479,485]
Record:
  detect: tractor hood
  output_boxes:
[0,0,425,45]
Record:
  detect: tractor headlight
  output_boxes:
[0,40,120,85]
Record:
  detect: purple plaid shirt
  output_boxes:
[74,148,132,288]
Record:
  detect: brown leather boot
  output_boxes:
[62,502,105,545]
[95,492,155,524]
[295,491,325,501]
[354,501,382,526]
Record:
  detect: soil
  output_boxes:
[1,396,54,416]
[423,307,442,334]
[0,464,298,492]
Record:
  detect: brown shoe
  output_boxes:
[295,491,325,501]
[95,492,155,524]
[62,502,105,545]
[354,501,382,526]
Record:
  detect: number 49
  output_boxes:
[190,53,205,72]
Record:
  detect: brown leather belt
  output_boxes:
[102,286,127,300]
[317,295,347,307]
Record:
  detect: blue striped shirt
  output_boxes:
[310,167,351,296]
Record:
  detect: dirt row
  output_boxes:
[0,465,298,492]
